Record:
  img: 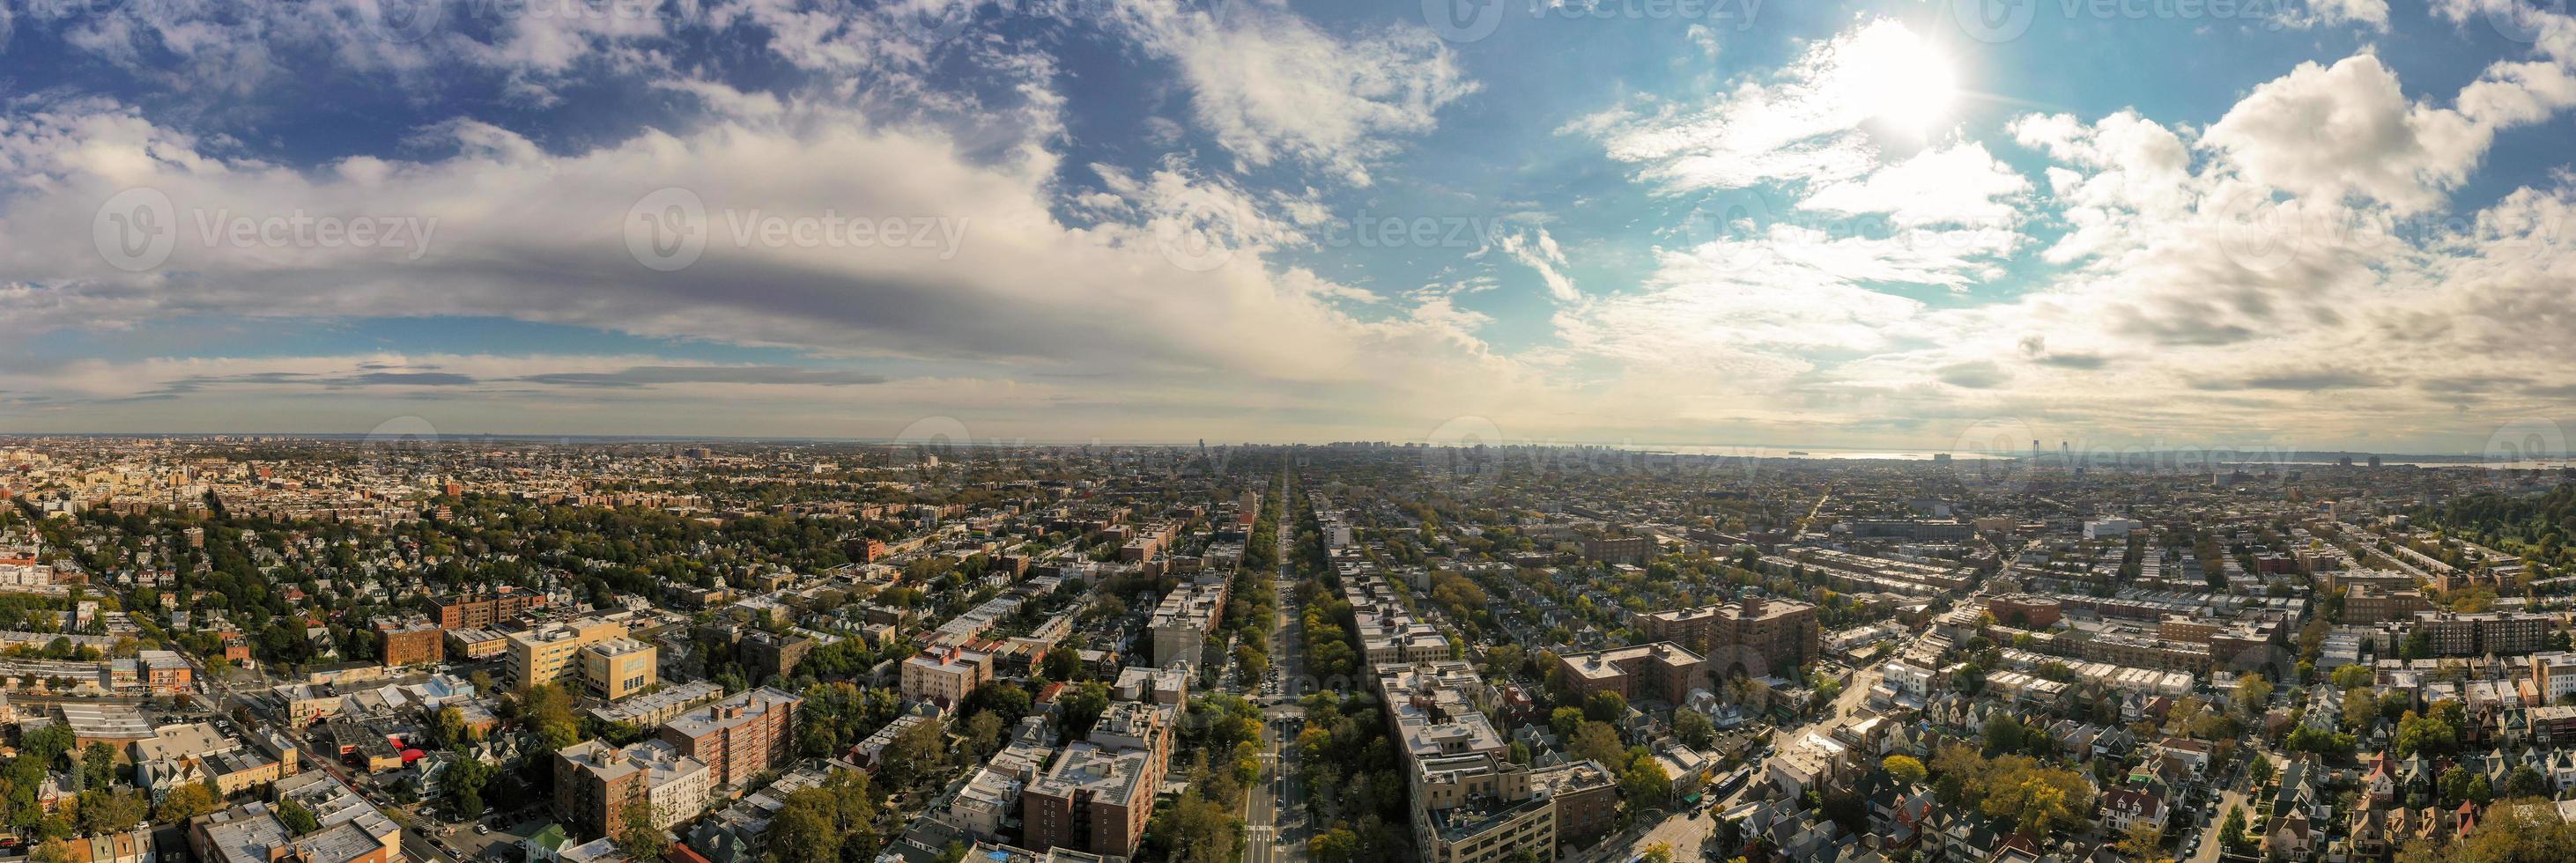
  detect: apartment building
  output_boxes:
[1020,744,1157,858]
[578,638,659,702]
[374,619,444,668]
[1394,671,1558,863]
[1636,596,1819,676]
[660,686,802,789]
[1341,576,1452,673]
[447,629,507,660]
[433,592,546,630]
[1555,642,1710,704]
[1848,519,1973,542]
[554,739,711,838]
[2537,653,2576,703]
[133,723,284,800]
[589,680,726,729]
[2079,632,2211,673]
[1145,580,1227,669]
[2345,586,2433,624]
[507,617,630,690]
[900,645,993,708]
[741,631,814,682]
[1987,594,2063,629]
[1530,760,1619,844]
[1579,535,1654,564]
[1020,697,1178,858]
[2412,610,2550,657]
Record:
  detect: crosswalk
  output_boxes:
[1245,826,1278,863]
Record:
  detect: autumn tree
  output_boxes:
[1883,755,1927,786]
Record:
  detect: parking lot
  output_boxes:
[418,806,549,862]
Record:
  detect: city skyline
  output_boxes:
[5,0,2576,451]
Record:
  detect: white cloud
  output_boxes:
[2204,54,2576,213]
[1499,227,1580,302]
[1797,142,2031,229]
[2276,0,2391,30]
[1585,19,1958,193]
[1105,0,1475,186]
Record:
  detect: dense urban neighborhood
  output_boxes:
[0,439,2573,863]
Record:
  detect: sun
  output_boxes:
[1843,24,1961,136]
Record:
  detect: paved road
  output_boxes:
[1247,722,1283,863]
[2187,750,2263,863]
[2188,786,2251,863]
[1243,471,1307,863]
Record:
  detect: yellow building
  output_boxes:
[580,638,660,702]
[507,617,629,690]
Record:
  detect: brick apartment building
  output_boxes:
[660,686,802,789]
[2345,585,2433,624]
[374,619,444,668]
[434,592,546,630]
[1637,595,1821,676]
[2413,610,2550,657]
[1988,594,2064,629]
[742,631,815,682]
[900,645,994,708]
[554,740,648,838]
[554,739,710,838]
[1533,759,1619,842]
[1554,642,1710,704]
[1580,535,1655,565]
[1021,745,1155,857]
[1020,701,1173,859]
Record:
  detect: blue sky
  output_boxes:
[4,0,2576,454]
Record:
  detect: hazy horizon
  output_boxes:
[7,0,2576,455]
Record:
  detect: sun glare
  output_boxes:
[1845,24,1960,135]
